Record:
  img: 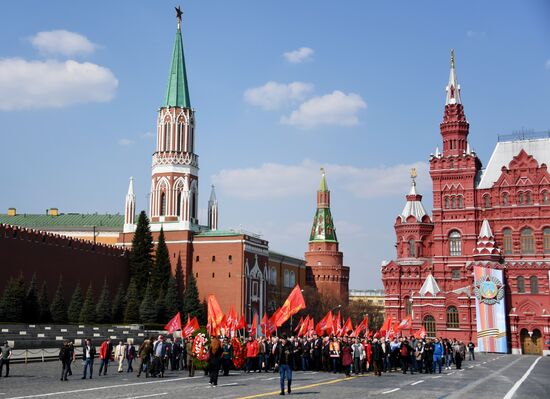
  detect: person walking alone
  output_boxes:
[98,338,112,376]
[208,336,223,387]
[467,341,475,361]
[59,341,72,381]
[433,338,443,374]
[137,337,152,378]
[114,340,126,373]
[274,335,293,396]
[126,341,136,372]
[81,339,96,379]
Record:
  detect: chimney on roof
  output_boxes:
[7,208,16,216]
[47,208,59,216]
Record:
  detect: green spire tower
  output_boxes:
[163,9,191,108]
[309,168,337,242]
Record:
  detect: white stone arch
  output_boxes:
[173,177,185,217]
[189,179,198,221]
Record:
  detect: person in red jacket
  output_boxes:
[365,339,373,373]
[245,337,259,373]
[98,339,112,376]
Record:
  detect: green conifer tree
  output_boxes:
[129,211,154,296]
[111,282,126,323]
[182,272,202,320]
[67,283,84,323]
[38,281,51,322]
[80,284,96,324]
[139,282,157,324]
[50,276,68,323]
[152,227,171,293]
[174,253,185,311]
[23,273,40,323]
[0,275,26,322]
[155,287,167,323]
[95,279,112,324]
[164,276,182,320]
[124,278,140,323]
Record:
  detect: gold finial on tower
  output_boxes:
[451,48,455,69]
[320,167,325,176]
[175,5,183,29]
[410,167,417,180]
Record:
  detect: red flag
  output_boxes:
[294,317,304,333]
[266,314,277,337]
[415,325,427,339]
[307,317,314,337]
[250,313,258,337]
[226,305,237,334]
[273,285,306,327]
[333,310,342,336]
[298,315,310,337]
[399,315,412,329]
[164,312,182,334]
[261,314,268,337]
[357,315,369,333]
[381,316,393,336]
[341,317,353,336]
[316,311,333,336]
[207,295,225,336]
[182,316,200,338]
[236,313,246,330]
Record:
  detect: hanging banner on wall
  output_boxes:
[473,266,508,353]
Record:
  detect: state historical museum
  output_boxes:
[382,51,550,355]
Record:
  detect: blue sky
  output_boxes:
[1,1,550,288]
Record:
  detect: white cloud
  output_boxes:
[545,59,550,70]
[281,90,366,128]
[118,138,134,146]
[141,132,155,139]
[244,81,314,110]
[283,47,314,63]
[0,58,118,110]
[30,30,97,57]
[212,159,429,200]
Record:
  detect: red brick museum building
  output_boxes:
[382,52,550,355]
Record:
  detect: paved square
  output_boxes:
[0,354,547,399]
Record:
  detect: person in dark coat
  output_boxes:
[399,339,413,374]
[208,336,223,386]
[274,335,293,396]
[81,338,96,379]
[371,338,383,376]
[423,339,434,374]
[59,341,72,381]
[312,334,322,371]
[221,338,234,376]
[126,342,136,372]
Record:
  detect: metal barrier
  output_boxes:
[11,347,86,364]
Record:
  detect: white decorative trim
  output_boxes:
[152,153,199,168]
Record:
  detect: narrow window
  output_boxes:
[544,228,550,254]
[445,197,450,209]
[530,276,539,294]
[503,228,513,255]
[458,196,463,209]
[484,195,490,208]
[423,315,436,337]
[212,255,216,262]
[409,239,415,257]
[446,306,459,328]
[517,276,525,293]
[160,192,166,216]
[518,192,524,205]
[503,193,508,206]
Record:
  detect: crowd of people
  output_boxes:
[54,333,476,396]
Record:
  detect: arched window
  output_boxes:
[445,197,450,209]
[530,276,539,294]
[517,276,525,293]
[484,195,490,208]
[409,239,416,257]
[404,296,412,316]
[503,193,508,206]
[518,192,524,205]
[289,271,296,287]
[526,192,531,204]
[449,231,462,256]
[544,228,550,254]
[191,190,197,220]
[176,191,182,217]
[270,268,277,285]
[458,196,463,208]
[521,228,534,255]
[542,191,549,204]
[503,228,513,255]
[160,192,166,216]
[446,306,459,328]
[423,315,436,338]
[451,197,456,209]
[163,122,170,151]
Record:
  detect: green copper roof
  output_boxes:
[0,213,125,231]
[309,207,338,242]
[163,27,191,108]
[195,229,243,237]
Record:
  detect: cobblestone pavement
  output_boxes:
[0,353,547,399]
